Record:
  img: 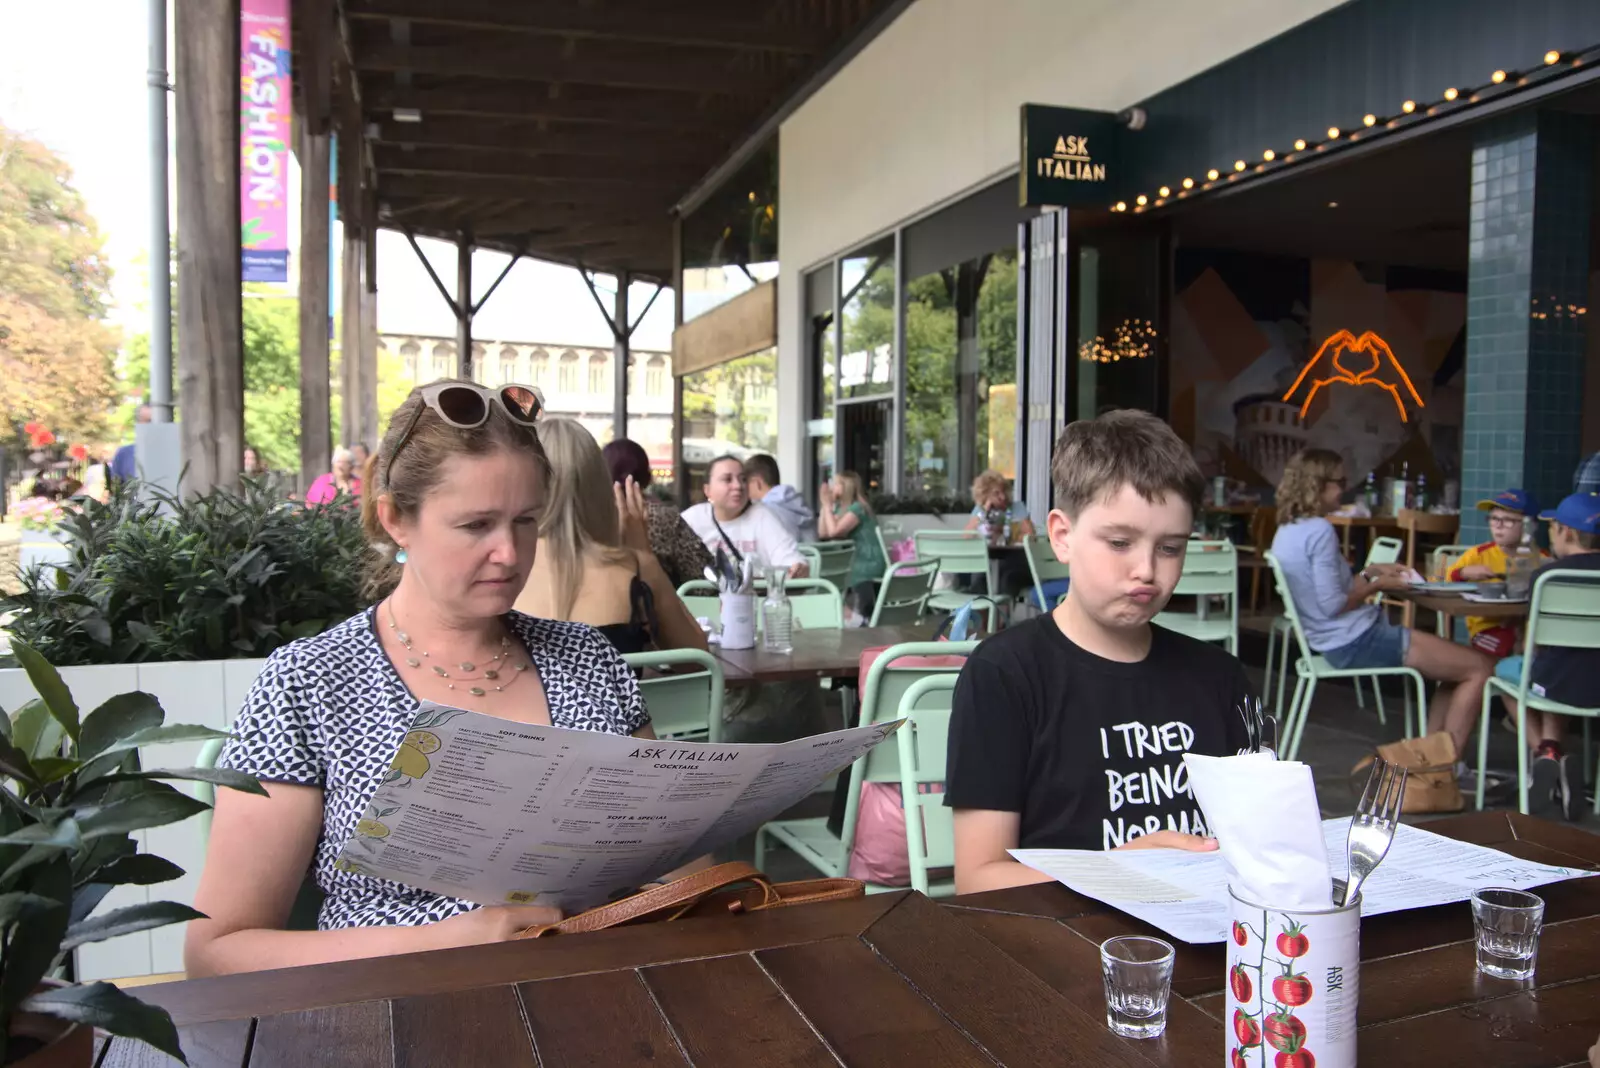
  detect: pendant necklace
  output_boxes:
[384,601,528,697]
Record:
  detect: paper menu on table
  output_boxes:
[1010,817,1595,944]
[334,703,902,911]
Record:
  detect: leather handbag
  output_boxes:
[516,862,864,938]
[1351,731,1463,814]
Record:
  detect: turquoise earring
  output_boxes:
[395,548,408,565]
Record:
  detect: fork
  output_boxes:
[1342,757,1408,907]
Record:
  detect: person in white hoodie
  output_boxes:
[743,453,816,543]
[682,455,808,578]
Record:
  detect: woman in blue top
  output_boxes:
[1269,448,1491,762]
[817,470,887,619]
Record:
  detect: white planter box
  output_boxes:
[0,657,267,981]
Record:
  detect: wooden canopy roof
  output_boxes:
[297,0,899,282]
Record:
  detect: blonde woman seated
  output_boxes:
[515,418,707,655]
[817,470,887,618]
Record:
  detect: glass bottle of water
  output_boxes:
[1507,527,1537,599]
[762,568,793,654]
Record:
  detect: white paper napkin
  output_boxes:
[1183,751,1333,910]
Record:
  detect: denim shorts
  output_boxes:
[1322,617,1411,670]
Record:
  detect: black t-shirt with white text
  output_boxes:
[944,615,1253,851]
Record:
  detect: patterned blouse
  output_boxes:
[219,608,649,930]
[646,498,714,589]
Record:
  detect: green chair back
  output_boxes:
[676,579,722,626]
[895,674,959,893]
[869,558,940,626]
[913,530,988,578]
[1429,543,1477,581]
[780,578,845,628]
[1524,568,1600,658]
[1154,540,1239,653]
[1366,536,1404,567]
[622,649,725,743]
[1023,533,1070,608]
[798,544,821,578]
[810,540,857,589]
[1265,551,1319,668]
[876,521,903,572]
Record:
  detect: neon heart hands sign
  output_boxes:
[1282,330,1424,422]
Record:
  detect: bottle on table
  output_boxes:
[1365,471,1378,511]
[1506,528,1537,599]
[761,567,794,654]
[1414,471,1428,511]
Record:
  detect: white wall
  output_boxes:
[774,0,1347,480]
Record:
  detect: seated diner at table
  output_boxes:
[1270,448,1493,767]
[185,382,707,977]
[515,417,706,655]
[683,454,808,578]
[815,469,887,618]
[1447,488,1547,658]
[964,468,1034,542]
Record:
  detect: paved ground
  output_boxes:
[745,624,1596,883]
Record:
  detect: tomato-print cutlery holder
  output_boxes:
[719,591,756,650]
[1226,880,1359,1068]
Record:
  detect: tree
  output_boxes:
[0,123,120,447]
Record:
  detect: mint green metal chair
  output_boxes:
[1153,541,1238,654]
[869,558,940,626]
[914,530,997,632]
[1021,533,1070,612]
[677,579,721,626]
[1474,568,1600,814]
[622,649,725,743]
[895,674,960,896]
[675,578,843,632]
[1266,552,1425,759]
[806,540,856,591]
[754,640,976,891]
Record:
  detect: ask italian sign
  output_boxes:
[1019,104,1124,208]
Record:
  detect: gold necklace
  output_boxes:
[384,602,529,697]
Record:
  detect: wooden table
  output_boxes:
[711,623,935,684]
[102,812,1600,1067]
[1390,587,1529,638]
[1327,513,1404,559]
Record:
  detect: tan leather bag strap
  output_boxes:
[518,862,777,938]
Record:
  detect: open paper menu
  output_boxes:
[1011,819,1595,944]
[333,703,902,911]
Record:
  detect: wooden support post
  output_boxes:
[613,269,630,440]
[175,0,244,495]
[456,227,474,379]
[296,125,332,492]
[359,185,380,449]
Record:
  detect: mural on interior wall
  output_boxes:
[1170,251,1465,493]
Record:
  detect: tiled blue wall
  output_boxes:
[1461,112,1592,545]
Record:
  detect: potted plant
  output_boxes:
[0,639,264,1066]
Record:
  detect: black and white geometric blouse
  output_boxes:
[219,608,650,930]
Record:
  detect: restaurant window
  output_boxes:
[678,347,777,502]
[806,264,835,493]
[430,343,453,381]
[680,139,778,324]
[836,236,895,493]
[557,350,579,394]
[1071,230,1162,420]
[588,353,609,396]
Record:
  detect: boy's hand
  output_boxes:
[1113,831,1219,852]
[1457,564,1498,581]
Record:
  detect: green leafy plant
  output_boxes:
[0,639,265,1064]
[1,476,367,667]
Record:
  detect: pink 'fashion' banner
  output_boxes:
[240,0,291,282]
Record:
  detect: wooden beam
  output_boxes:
[293,0,334,135]
[346,0,825,54]
[339,229,363,452]
[373,145,699,186]
[365,83,740,130]
[175,0,244,496]
[372,117,719,162]
[354,43,785,96]
[297,125,333,491]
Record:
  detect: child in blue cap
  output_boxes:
[1494,491,1600,820]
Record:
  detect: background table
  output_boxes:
[1390,587,1529,638]
[1327,513,1404,560]
[102,812,1600,1067]
[711,622,933,684]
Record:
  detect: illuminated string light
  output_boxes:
[1363,114,1377,127]
[1293,139,1307,151]
[1182,177,1194,189]
[1263,149,1276,161]
[1114,201,1127,212]
[1233,160,1246,172]
[1327,126,1341,139]
[1402,100,1416,113]
[1078,319,1158,364]
[1136,194,1148,206]
[1207,168,1220,181]
[1491,69,1507,84]
[1444,87,1459,101]
[1545,50,1561,65]
[1159,186,1171,197]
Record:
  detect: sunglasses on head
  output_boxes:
[383,382,544,488]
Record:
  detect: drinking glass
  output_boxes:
[1100,935,1174,1039]
[1471,887,1544,980]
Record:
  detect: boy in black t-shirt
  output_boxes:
[945,411,1253,894]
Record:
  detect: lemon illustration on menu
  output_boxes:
[388,729,442,784]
